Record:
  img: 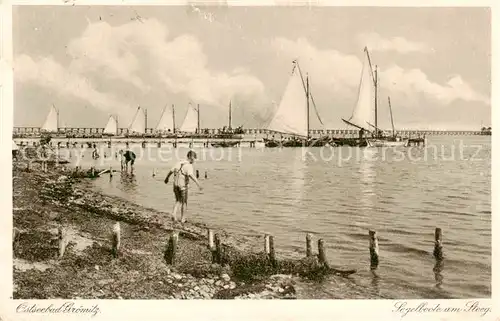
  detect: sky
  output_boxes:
[13,5,491,131]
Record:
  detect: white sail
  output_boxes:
[267,64,308,137]
[156,105,174,132]
[41,105,58,132]
[345,49,375,130]
[180,103,198,133]
[103,115,118,135]
[128,107,146,134]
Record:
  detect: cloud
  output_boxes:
[66,18,266,109]
[272,37,362,94]
[358,32,434,54]
[15,17,266,125]
[272,37,489,106]
[14,54,126,111]
[380,65,490,105]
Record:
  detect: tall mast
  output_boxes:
[55,105,59,132]
[157,105,166,130]
[228,100,232,129]
[144,108,148,133]
[172,104,176,133]
[197,104,200,133]
[306,73,310,140]
[388,96,395,137]
[374,65,378,137]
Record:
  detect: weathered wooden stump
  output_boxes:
[58,227,67,259]
[164,231,179,265]
[264,234,271,254]
[433,228,443,260]
[369,230,379,271]
[207,228,217,263]
[268,235,277,268]
[112,222,121,258]
[306,233,313,257]
[13,228,21,253]
[214,233,223,264]
[318,239,329,268]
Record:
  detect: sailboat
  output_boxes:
[211,100,242,147]
[156,104,176,137]
[103,115,118,136]
[342,47,408,147]
[264,60,328,148]
[41,104,59,133]
[180,103,199,134]
[128,106,147,136]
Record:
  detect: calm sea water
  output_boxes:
[68,135,491,299]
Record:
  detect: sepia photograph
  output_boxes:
[9,3,492,306]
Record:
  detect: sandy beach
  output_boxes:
[12,152,366,300]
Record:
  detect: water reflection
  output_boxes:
[371,270,381,295]
[433,258,444,288]
[120,172,138,193]
[358,148,376,222]
[290,149,305,205]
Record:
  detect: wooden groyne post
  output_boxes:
[214,233,223,264]
[112,222,121,258]
[164,231,179,265]
[318,239,329,268]
[58,227,67,259]
[264,234,277,268]
[306,233,313,257]
[109,166,113,178]
[369,230,379,271]
[207,228,217,263]
[433,228,443,260]
[196,170,200,179]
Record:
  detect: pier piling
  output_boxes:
[369,230,379,271]
[433,228,443,260]
[318,239,329,268]
[112,222,121,258]
[306,233,313,257]
[164,231,179,265]
[196,170,199,179]
[204,171,208,179]
[58,226,67,259]
[109,166,113,178]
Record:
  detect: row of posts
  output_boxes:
[47,223,444,282]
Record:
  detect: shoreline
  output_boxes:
[13,158,369,300]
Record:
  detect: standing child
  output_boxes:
[164,150,202,224]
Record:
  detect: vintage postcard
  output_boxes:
[1,1,496,320]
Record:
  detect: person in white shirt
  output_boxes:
[164,150,202,224]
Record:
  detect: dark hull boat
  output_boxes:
[211,141,240,148]
[264,137,331,148]
[330,137,368,147]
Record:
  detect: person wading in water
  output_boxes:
[120,149,136,173]
[164,150,202,224]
